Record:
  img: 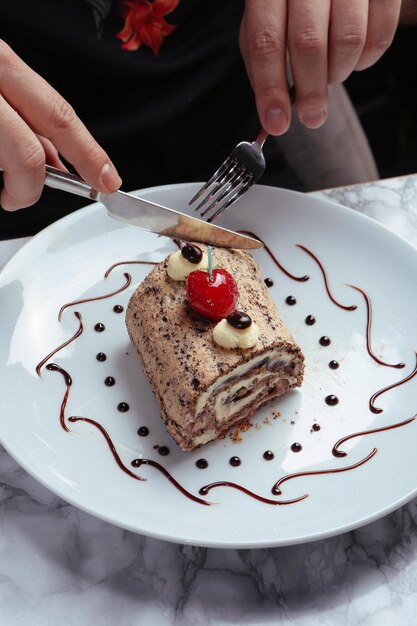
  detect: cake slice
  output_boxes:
[126,246,304,451]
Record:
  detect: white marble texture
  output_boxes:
[1,175,417,626]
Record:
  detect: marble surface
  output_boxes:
[1,175,417,626]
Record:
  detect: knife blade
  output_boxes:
[27,165,262,250]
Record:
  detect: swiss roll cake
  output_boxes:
[126,244,304,451]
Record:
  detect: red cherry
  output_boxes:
[186,269,239,321]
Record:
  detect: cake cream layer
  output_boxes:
[126,246,304,451]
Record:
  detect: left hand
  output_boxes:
[239,0,402,135]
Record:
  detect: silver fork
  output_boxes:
[189,128,268,222]
[190,85,295,222]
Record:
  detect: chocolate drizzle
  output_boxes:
[296,244,357,311]
[104,260,158,278]
[272,448,378,495]
[36,311,83,376]
[69,416,145,481]
[238,231,309,282]
[131,458,211,505]
[58,273,132,321]
[332,416,416,458]
[45,363,72,432]
[369,352,417,413]
[199,481,307,505]
[347,284,405,369]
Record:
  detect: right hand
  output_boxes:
[0,40,122,211]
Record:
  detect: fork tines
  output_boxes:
[190,156,254,223]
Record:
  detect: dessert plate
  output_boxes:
[1,183,417,548]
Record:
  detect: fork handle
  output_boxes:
[255,129,269,148]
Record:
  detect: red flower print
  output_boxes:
[117,0,179,55]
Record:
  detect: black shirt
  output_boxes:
[0,1,293,238]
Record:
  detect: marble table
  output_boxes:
[1,175,417,626]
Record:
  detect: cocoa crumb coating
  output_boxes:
[125,246,304,448]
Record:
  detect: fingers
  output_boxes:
[328,0,368,83]
[240,1,400,135]
[0,39,121,208]
[36,135,69,171]
[0,94,46,211]
[240,0,290,135]
[287,0,331,128]
[355,0,401,71]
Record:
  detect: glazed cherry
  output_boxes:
[186,269,238,321]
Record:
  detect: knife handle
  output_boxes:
[0,164,98,201]
[43,165,99,200]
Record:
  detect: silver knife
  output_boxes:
[3,165,261,250]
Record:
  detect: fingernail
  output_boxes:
[100,163,122,191]
[266,108,288,135]
[302,110,326,129]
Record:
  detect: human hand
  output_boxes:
[239,0,402,135]
[0,40,122,211]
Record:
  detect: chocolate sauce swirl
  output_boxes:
[296,244,357,311]
[199,481,307,505]
[104,260,158,278]
[58,273,132,321]
[369,352,417,413]
[347,284,406,369]
[36,311,83,376]
[332,416,416,458]
[131,458,211,506]
[69,416,145,481]
[238,230,309,282]
[272,448,378,495]
[45,363,72,432]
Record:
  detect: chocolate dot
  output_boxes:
[196,458,208,469]
[263,450,275,461]
[312,423,321,432]
[227,310,252,329]
[291,442,302,452]
[319,336,331,346]
[113,305,124,313]
[96,352,107,362]
[137,426,149,437]
[181,243,203,264]
[325,395,339,406]
[104,376,115,387]
[158,446,170,456]
[305,315,316,326]
[94,323,105,332]
[229,456,241,467]
[329,360,339,370]
[117,402,129,412]
[191,378,200,389]
[285,296,296,305]
[264,278,274,288]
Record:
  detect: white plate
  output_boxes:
[1,183,417,548]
